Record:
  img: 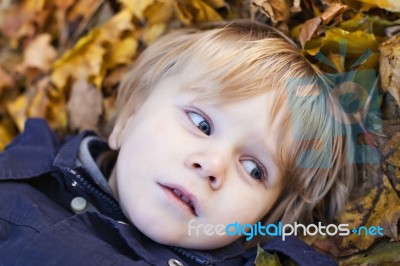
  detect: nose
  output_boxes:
[185,152,226,190]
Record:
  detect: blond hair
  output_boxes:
[111,20,355,227]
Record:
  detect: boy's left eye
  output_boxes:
[186,110,212,136]
[241,160,267,180]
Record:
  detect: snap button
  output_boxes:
[71,197,87,212]
[168,259,183,266]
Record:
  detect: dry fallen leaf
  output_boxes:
[18,33,57,73]
[251,0,290,25]
[0,116,17,150]
[353,0,400,12]
[298,3,347,48]
[379,34,400,107]
[67,77,103,132]
[6,93,29,132]
[339,175,400,251]
[174,0,223,25]
[0,66,14,93]
[119,0,155,22]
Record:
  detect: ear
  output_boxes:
[108,125,121,150]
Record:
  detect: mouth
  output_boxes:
[158,183,199,217]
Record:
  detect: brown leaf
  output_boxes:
[0,66,14,92]
[299,17,322,48]
[320,3,347,24]
[290,0,302,13]
[379,34,400,107]
[28,77,49,118]
[251,0,290,25]
[54,0,75,11]
[339,175,400,251]
[298,3,347,49]
[19,33,57,73]
[67,78,103,132]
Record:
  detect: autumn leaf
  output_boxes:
[67,78,103,132]
[119,0,155,22]
[339,175,400,251]
[0,116,17,151]
[353,0,400,12]
[298,3,347,48]
[174,0,223,25]
[255,246,282,266]
[50,8,135,91]
[18,33,57,73]
[0,66,14,93]
[340,240,400,265]
[6,93,29,132]
[250,0,290,25]
[379,34,400,106]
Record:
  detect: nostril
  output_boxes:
[193,163,201,169]
[209,176,216,183]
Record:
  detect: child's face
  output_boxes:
[108,75,288,249]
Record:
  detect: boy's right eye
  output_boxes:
[186,109,212,136]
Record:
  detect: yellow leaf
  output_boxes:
[119,0,155,21]
[98,9,135,42]
[143,0,174,24]
[339,175,400,251]
[202,0,225,8]
[355,0,400,12]
[50,31,106,90]
[0,116,17,151]
[255,246,282,266]
[67,0,100,22]
[46,87,68,131]
[106,37,138,69]
[51,8,136,90]
[174,0,222,25]
[305,28,378,57]
[7,94,28,132]
[22,0,45,13]
[140,23,167,45]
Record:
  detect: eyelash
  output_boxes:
[184,107,268,182]
[240,158,268,182]
[184,107,213,136]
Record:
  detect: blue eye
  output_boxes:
[187,111,212,136]
[241,160,266,180]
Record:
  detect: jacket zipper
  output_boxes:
[171,247,212,265]
[65,167,126,221]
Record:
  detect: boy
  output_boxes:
[0,20,353,265]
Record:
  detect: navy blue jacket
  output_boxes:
[0,119,337,266]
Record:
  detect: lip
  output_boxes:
[158,182,200,217]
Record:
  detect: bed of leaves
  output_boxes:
[0,0,399,265]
